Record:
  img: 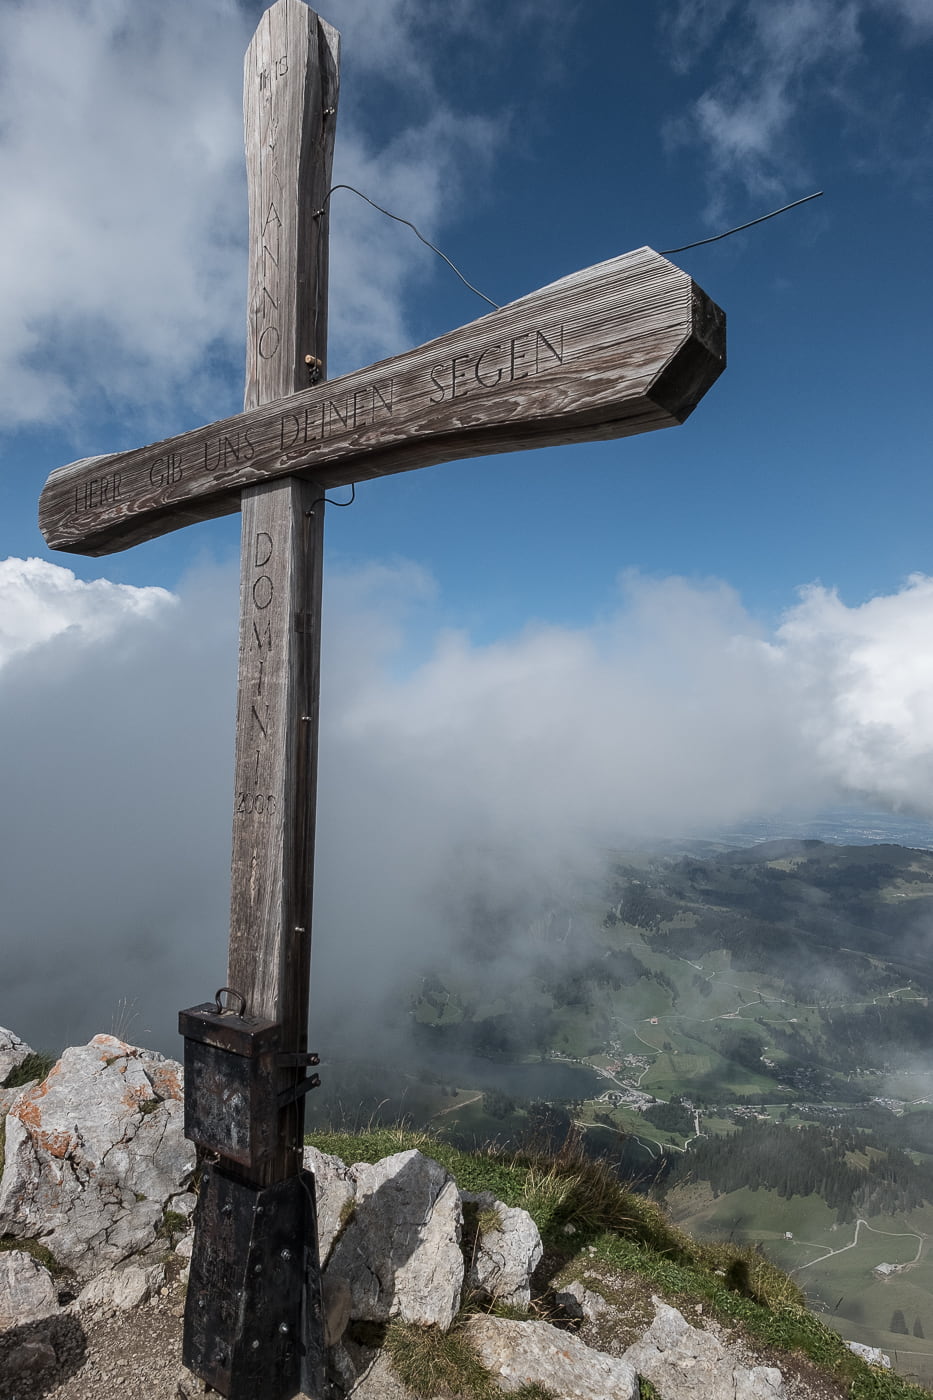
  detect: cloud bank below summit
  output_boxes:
[2,555,933,1054]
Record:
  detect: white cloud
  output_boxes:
[0,0,518,435]
[666,0,930,211]
[775,575,933,804]
[0,0,251,432]
[882,0,933,36]
[4,555,933,1054]
[0,556,174,667]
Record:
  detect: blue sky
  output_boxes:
[2,0,931,630]
[1,0,933,1051]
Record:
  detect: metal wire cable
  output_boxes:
[661,191,824,255]
[314,183,500,309]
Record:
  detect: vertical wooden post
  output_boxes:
[182,8,338,1398]
[228,0,339,1183]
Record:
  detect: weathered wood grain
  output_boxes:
[38,248,726,556]
[226,476,324,1179]
[243,0,338,408]
[226,0,336,1185]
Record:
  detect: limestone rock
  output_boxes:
[734,1368,786,1399]
[5,1338,59,1377]
[0,1034,195,1279]
[846,1341,892,1369]
[177,1364,212,1397]
[466,1314,639,1399]
[0,1026,33,1086]
[554,1277,612,1322]
[322,1273,352,1347]
[0,1248,59,1328]
[462,1190,542,1307]
[325,1149,463,1328]
[1,1083,36,1118]
[623,1298,786,1399]
[331,1341,414,1400]
[175,1231,194,1260]
[77,1261,164,1311]
[303,1143,357,1264]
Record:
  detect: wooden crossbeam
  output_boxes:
[38,248,724,558]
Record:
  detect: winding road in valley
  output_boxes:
[792,1218,924,1273]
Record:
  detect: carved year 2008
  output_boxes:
[237,792,278,816]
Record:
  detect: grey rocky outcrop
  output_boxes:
[624,1298,786,1399]
[0,1033,195,1279]
[555,1277,613,1322]
[324,1148,463,1328]
[467,1314,639,1399]
[77,1261,165,1312]
[0,1025,33,1085]
[303,1143,357,1264]
[0,1035,857,1400]
[0,1249,59,1329]
[462,1189,543,1307]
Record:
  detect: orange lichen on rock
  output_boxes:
[148,1064,182,1101]
[91,1033,134,1061]
[37,1128,73,1159]
[13,1085,48,1129]
[10,1094,74,1158]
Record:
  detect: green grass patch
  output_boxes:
[592,1232,928,1399]
[384,1318,554,1399]
[0,1234,71,1278]
[2,1050,57,1089]
[157,1209,188,1245]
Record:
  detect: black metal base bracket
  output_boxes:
[183,1165,325,1400]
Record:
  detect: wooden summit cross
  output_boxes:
[37,3,725,1397]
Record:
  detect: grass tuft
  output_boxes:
[3,1050,57,1090]
[385,1319,496,1399]
[385,1318,554,1400]
[157,1209,188,1245]
[0,1234,72,1278]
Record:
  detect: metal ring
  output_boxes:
[213,987,247,1016]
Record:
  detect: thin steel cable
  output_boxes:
[315,183,500,309]
[661,191,824,255]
